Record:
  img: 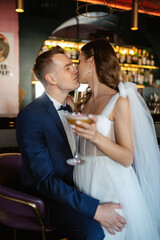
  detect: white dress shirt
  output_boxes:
[46,92,75,155]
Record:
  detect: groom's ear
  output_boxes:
[45,73,57,86]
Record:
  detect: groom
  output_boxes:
[16,46,126,239]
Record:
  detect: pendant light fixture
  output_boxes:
[131,0,139,30]
[15,0,24,13]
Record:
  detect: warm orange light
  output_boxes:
[131,26,138,31]
[75,0,160,17]
[16,9,24,13]
[15,0,24,13]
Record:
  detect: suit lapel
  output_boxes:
[47,104,69,143]
[40,92,71,148]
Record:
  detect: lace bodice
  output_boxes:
[79,93,120,157]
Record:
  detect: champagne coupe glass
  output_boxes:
[65,113,93,166]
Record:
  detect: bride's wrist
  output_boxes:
[92,131,101,145]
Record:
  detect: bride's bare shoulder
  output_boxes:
[114,96,130,115]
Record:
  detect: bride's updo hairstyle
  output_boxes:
[81,38,120,90]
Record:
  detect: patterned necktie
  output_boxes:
[58,103,72,113]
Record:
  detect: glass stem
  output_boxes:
[75,135,80,159]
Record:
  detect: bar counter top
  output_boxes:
[0,115,159,148]
[0,114,159,129]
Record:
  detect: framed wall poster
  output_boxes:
[0,32,19,115]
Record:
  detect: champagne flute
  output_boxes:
[65,113,93,166]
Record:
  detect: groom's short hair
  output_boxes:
[33,46,64,87]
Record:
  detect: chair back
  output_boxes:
[0,153,61,239]
[0,184,46,231]
[0,153,22,188]
[0,153,47,232]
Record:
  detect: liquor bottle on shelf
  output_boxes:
[154,103,160,114]
[138,49,142,65]
[150,54,155,66]
[114,45,120,61]
[71,47,77,60]
[142,49,147,65]
[143,69,149,85]
[139,69,145,85]
[148,94,155,114]
[136,70,141,84]
[149,70,154,85]
[128,71,134,82]
[119,47,126,64]
[132,47,138,64]
[146,51,151,65]
[65,47,72,58]
[133,71,138,84]
[126,49,132,64]
[120,70,127,82]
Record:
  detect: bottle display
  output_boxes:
[41,38,86,60]
[33,38,160,106]
[31,37,160,120]
[148,92,160,114]
[40,40,158,85]
[34,38,159,94]
[38,39,159,84]
[112,45,158,86]
[150,54,155,66]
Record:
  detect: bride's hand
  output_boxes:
[73,114,99,143]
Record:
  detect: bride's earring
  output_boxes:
[88,68,91,73]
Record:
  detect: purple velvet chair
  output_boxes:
[0,153,67,240]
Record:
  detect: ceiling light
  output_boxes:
[131,0,139,30]
[16,0,24,13]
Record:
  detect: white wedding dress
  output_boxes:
[73,82,160,240]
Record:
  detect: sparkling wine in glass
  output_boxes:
[66,113,93,166]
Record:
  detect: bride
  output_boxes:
[72,38,160,239]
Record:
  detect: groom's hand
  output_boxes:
[94,203,126,235]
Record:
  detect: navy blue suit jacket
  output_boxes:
[16,92,99,218]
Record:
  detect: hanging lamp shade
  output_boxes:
[16,0,24,13]
[131,0,139,30]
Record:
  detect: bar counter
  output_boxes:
[0,114,159,154]
[0,115,18,153]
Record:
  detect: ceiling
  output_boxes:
[76,0,160,17]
